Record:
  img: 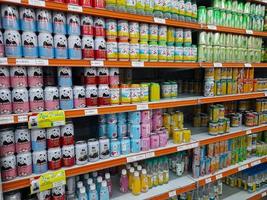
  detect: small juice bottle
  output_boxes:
[147,174,153,188]
[120,169,129,193]
[141,169,149,193]
[132,171,141,195]
[128,167,135,190]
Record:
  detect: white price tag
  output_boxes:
[136,104,149,110]
[207,25,217,30]
[68,4,83,12]
[246,129,252,135]
[145,152,155,159]
[214,63,222,67]
[91,60,104,67]
[35,59,48,66]
[29,0,46,6]
[238,164,249,171]
[53,121,65,127]
[177,142,199,152]
[216,174,223,180]
[154,17,166,24]
[262,192,267,197]
[52,180,66,188]
[244,63,252,67]
[168,190,176,197]
[18,115,28,123]
[132,61,144,67]
[127,154,146,163]
[245,30,253,35]
[205,178,212,184]
[16,59,36,65]
[0,116,14,125]
[251,160,261,167]
[0,58,8,65]
[84,109,98,116]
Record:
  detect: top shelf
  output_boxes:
[1,0,267,37]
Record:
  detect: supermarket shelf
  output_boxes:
[2,124,267,192]
[0,0,267,37]
[0,92,265,125]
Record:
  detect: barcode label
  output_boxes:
[168,191,176,197]
[68,5,83,12]
[18,115,28,123]
[136,104,149,110]
[238,164,249,171]
[29,0,45,6]
[91,60,104,67]
[154,17,166,24]
[216,174,223,180]
[214,63,222,67]
[84,109,98,116]
[207,25,217,30]
[127,154,146,163]
[205,178,212,184]
[132,61,144,67]
[0,58,8,65]
[245,30,253,35]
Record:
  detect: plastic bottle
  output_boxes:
[120,169,129,193]
[105,173,112,197]
[78,187,88,200]
[153,0,163,18]
[129,167,135,190]
[145,0,154,16]
[126,0,137,14]
[132,171,141,195]
[141,169,149,193]
[86,178,93,193]
[77,181,83,196]
[137,165,142,174]
[99,180,109,200]
[83,174,89,185]
[96,176,103,193]
[92,172,98,183]
[89,183,98,200]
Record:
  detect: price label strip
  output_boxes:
[205,177,212,184]
[238,164,249,171]
[16,59,36,65]
[207,25,217,30]
[91,60,104,67]
[154,17,166,24]
[216,174,223,180]
[132,61,144,67]
[0,116,14,125]
[168,190,176,197]
[68,4,83,12]
[251,160,261,167]
[29,0,46,6]
[177,142,199,152]
[0,58,8,65]
[28,110,65,129]
[136,104,149,110]
[84,109,98,116]
[127,154,146,163]
[214,63,222,67]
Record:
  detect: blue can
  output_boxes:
[22,32,38,58]
[98,115,106,123]
[200,158,206,176]
[219,154,224,169]
[120,137,130,155]
[19,7,36,31]
[200,147,206,159]
[68,35,81,60]
[99,123,107,137]
[54,34,68,59]
[4,30,22,58]
[38,32,54,59]
[130,138,141,153]
[31,129,46,151]
[52,11,66,35]
[33,150,48,174]
[106,114,117,124]
[57,67,72,87]
[107,123,117,139]
[59,87,73,110]
[110,139,121,157]
[128,123,141,139]
[67,14,81,35]
[1,5,20,30]
[118,123,127,139]
[128,111,141,124]
[36,9,52,33]
[192,165,200,178]
[117,112,127,123]
[205,157,211,175]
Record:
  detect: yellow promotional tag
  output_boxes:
[28,110,65,129]
[30,169,66,194]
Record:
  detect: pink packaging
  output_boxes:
[27,66,43,87]
[12,88,29,114]
[141,137,150,151]
[150,133,159,149]
[93,0,105,9]
[141,110,151,123]
[17,152,32,177]
[159,132,167,147]
[152,115,162,131]
[80,0,92,7]
[66,0,79,4]
[10,66,28,88]
[0,66,10,88]
[1,155,17,181]
[141,123,151,138]
[109,68,119,85]
[29,87,44,112]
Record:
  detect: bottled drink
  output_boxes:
[141,169,149,192]
[120,169,129,193]
[99,180,110,200]
[132,171,141,195]
[89,183,98,200]
[105,173,112,197]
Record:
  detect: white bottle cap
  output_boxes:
[105,173,110,179]
[97,176,103,183]
[102,180,107,187]
[92,172,98,177]
[77,181,83,188]
[80,187,86,194]
[90,183,96,191]
[134,171,139,177]
[87,178,93,185]
[83,173,89,180]
[126,164,131,170]
[142,169,147,175]
[137,165,142,171]
[122,169,127,175]
[130,167,134,173]
[133,162,138,167]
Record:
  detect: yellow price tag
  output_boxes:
[29,110,65,129]
[31,169,66,194]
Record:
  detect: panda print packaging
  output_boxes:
[16,152,32,177]
[66,13,81,36]
[59,86,74,110]
[19,7,36,32]
[12,87,29,114]
[0,155,17,181]
[29,87,45,112]
[10,66,28,88]
[4,30,22,58]
[84,68,97,85]
[57,67,72,87]
[60,121,74,146]
[27,66,43,88]
[44,86,60,111]
[73,86,86,109]
[62,145,75,167]
[0,88,12,115]
[32,150,48,174]
[0,31,5,57]
[52,11,66,35]
[48,147,62,170]
[15,126,31,153]
[38,32,54,59]
[47,127,61,148]
[0,66,10,89]
[82,35,94,60]
[31,128,47,151]
[0,129,15,157]
[81,15,94,36]
[1,4,20,30]
[52,185,65,200]
[22,31,38,58]
[54,34,68,59]
[36,9,52,33]
[68,35,82,60]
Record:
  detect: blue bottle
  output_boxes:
[89,184,99,200]
[78,187,88,200]
[99,180,109,200]
[96,176,103,194]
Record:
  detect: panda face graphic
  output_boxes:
[16,130,30,143]
[98,68,107,76]
[17,154,31,167]
[52,186,64,196]
[81,16,93,26]
[21,8,35,20]
[31,89,44,101]
[62,148,74,159]
[68,14,80,25]
[62,125,73,137]
[28,67,42,77]
[89,147,99,159]
[55,35,67,48]
[97,39,106,50]
[11,67,26,77]
[82,37,93,49]
[58,67,70,76]
[35,130,46,141]
[2,5,18,19]
[37,9,51,22]
[60,88,71,100]
[73,38,81,49]
[1,133,14,146]
[36,152,46,164]
[0,90,11,103]
[53,12,65,24]
[90,88,97,98]
[85,68,96,76]
[22,32,37,47]
[78,148,88,161]
[48,128,60,139]
[42,34,53,48]
[5,31,20,46]
[50,150,61,161]
[0,67,8,77]
[13,90,27,103]
[94,18,105,27]
[1,156,15,171]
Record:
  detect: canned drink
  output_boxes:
[110,138,121,157]
[54,34,68,59]
[106,40,118,61]
[27,66,43,88]
[16,152,32,177]
[99,136,110,159]
[159,131,168,147]
[81,15,94,36]
[158,43,167,62]
[174,44,183,62]
[131,138,141,153]
[4,30,22,58]
[0,66,10,89]
[37,190,51,200]
[140,83,149,102]
[149,41,158,61]
[44,86,59,111]
[173,128,183,144]
[107,123,118,138]
[75,141,88,165]
[82,35,94,60]
[167,45,175,62]
[36,9,52,33]
[98,84,110,105]
[48,147,62,170]
[0,31,4,57]
[120,84,131,104]
[59,86,73,110]
[94,36,106,60]
[68,35,82,60]
[84,68,97,84]
[129,22,139,40]
[175,28,183,44]
[29,87,44,112]
[66,13,80,35]
[1,155,17,181]
[161,82,172,99]
[118,41,129,61]
[86,84,98,106]
[0,129,15,157]
[73,86,86,108]
[117,123,127,138]
[1,5,20,30]
[129,123,141,139]
[94,17,105,37]
[22,31,38,58]
[128,111,141,124]
[109,68,119,85]
[150,133,160,149]
[139,41,149,61]
[130,84,141,103]
[19,7,36,31]
[88,139,99,162]
[47,127,60,148]
[106,113,117,123]
[0,88,12,115]
[60,122,74,146]
[120,137,130,155]
[31,128,46,151]
[141,110,151,122]
[140,23,149,41]
[141,137,150,151]
[149,24,158,41]
[129,41,139,61]
[106,19,117,40]
[117,113,127,123]
[53,11,66,34]
[99,123,106,137]
[10,66,27,88]
[15,126,30,153]
[167,27,174,45]
[158,25,167,42]
[197,6,206,24]
[32,150,48,174]
[204,80,214,97]
[52,186,65,200]
[38,32,54,58]
[66,177,75,195]
[12,87,29,114]
[118,20,129,41]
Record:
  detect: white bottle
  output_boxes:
[79,187,88,200]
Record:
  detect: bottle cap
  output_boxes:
[77,181,83,188]
[97,176,103,182]
[75,176,80,181]
[126,164,131,170]
[80,187,86,194]
[102,180,107,187]
[87,178,93,185]
[130,167,134,173]
[133,162,138,167]
[137,165,142,171]
[134,171,139,176]
[83,173,89,180]
[122,169,127,175]
[105,173,110,179]
[90,183,96,191]
[92,172,98,177]
[142,169,147,175]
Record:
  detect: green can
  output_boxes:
[213,46,220,62]
[197,6,207,24]
[232,12,238,28]
[225,0,232,11]
[206,32,213,45]
[198,31,207,45]
[237,2,244,14]
[206,45,213,62]
[225,11,232,27]
[197,44,206,62]
[207,7,214,25]
[237,13,243,29]
[219,33,226,46]
[213,32,220,46]
[242,14,248,29]
[220,10,226,26]
[220,46,226,62]
[213,8,221,25]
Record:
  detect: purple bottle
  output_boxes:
[105,173,112,197]
[120,169,128,193]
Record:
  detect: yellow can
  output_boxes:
[171,112,178,127]
[140,83,149,102]
[150,83,160,102]
[208,121,218,135]
[227,80,233,94]
[221,79,227,95]
[209,105,219,121]
[214,68,221,81]
[221,68,228,79]
[173,128,183,144]
[193,115,201,127]
[183,128,191,143]
[163,113,171,127]
[227,68,232,79]
[232,68,239,80]
[205,68,214,80]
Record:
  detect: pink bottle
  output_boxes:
[105,173,112,197]
[141,137,150,151]
[141,123,151,138]
[120,169,128,193]
[159,132,168,147]
[141,110,151,123]
[150,133,159,149]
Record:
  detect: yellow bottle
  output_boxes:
[158,171,164,185]
[147,174,153,189]
[137,165,142,174]
[153,173,159,186]
[163,170,169,184]
[132,171,141,195]
[128,167,134,190]
[141,169,149,193]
